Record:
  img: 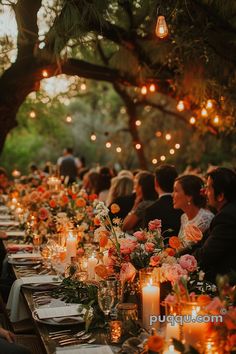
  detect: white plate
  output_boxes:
[32,310,84,326]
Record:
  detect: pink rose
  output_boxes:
[145,242,155,253]
[134,231,147,242]
[179,254,197,272]
[119,262,136,284]
[162,263,187,284]
[224,308,236,330]
[164,294,177,306]
[205,297,224,314]
[38,207,49,220]
[148,219,162,232]
[120,238,137,254]
[77,248,85,256]
[149,255,161,267]
[184,224,203,243]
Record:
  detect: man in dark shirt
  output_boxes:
[143,164,182,235]
[193,167,236,283]
[57,148,81,185]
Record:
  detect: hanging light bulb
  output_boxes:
[189,116,196,125]
[65,115,72,123]
[206,99,213,110]
[42,69,48,78]
[116,146,122,153]
[135,120,142,126]
[213,115,220,125]
[201,108,208,117]
[149,84,156,92]
[152,158,158,165]
[175,143,180,149]
[160,155,166,161]
[105,141,111,148]
[155,15,168,39]
[90,133,96,141]
[165,133,171,141]
[29,110,36,118]
[135,143,141,150]
[80,83,87,91]
[141,85,147,95]
[169,149,175,155]
[155,131,162,137]
[176,100,185,112]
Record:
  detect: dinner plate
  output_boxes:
[22,283,61,291]
[8,258,42,266]
[32,310,85,326]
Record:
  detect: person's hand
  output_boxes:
[0,231,7,239]
[0,328,16,343]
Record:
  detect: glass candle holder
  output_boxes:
[139,268,160,331]
[109,320,122,343]
[180,300,209,352]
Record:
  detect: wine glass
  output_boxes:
[98,281,115,320]
[32,233,42,253]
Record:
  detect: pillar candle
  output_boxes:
[142,280,160,330]
[103,251,109,266]
[87,255,97,280]
[182,307,208,348]
[66,232,77,261]
[165,321,180,341]
[163,344,180,354]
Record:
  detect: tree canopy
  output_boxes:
[0,0,235,164]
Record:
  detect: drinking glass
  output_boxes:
[98,281,115,319]
[32,233,42,253]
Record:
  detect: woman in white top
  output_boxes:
[173,174,214,248]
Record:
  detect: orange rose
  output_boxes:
[165,247,176,256]
[169,236,181,249]
[61,195,69,204]
[100,232,109,248]
[94,217,100,226]
[49,199,57,208]
[95,265,110,279]
[197,294,212,306]
[146,335,164,352]
[110,203,120,214]
[76,198,86,208]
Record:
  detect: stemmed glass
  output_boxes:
[32,233,42,253]
[98,280,115,320]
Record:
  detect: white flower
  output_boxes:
[198,270,205,281]
[94,201,109,217]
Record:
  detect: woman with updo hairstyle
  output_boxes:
[173,174,214,248]
[122,171,158,232]
[98,166,113,202]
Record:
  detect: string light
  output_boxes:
[42,69,48,78]
[120,107,126,114]
[80,83,87,91]
[29,110,36,118]
[135,143,141,150]
[135,120,142,126]
[155,131,162,137]
[65,115,72,123]
[155,15,168,39]
[175,143,180,149]
[116,146,122,153]
[206,99,213,110]
[165,133,171,141]
[176,100,185,112]
[201,108,208,117]
[141,85,147,95]
[169,149,175,155]
[160,155,166,161]
[90,133,96,141]
[152,158,158,165]
[105,141,112,148]
[149,84,156,92]
[213,115,220,125]
[189,116,196,125]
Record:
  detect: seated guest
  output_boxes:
[173,175,214,248]
[83,170,100,195]
[122,171,158,231]
[143,164,182,235]
[0,327,31,354]
[98,167,113,203]
[193,167,236,283]
[107,176,135,219]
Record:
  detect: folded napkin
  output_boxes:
[6,279,29,322]
[0,205,9,212]
[56,345,114,354]
[0,220,19,227]
[21,275,61,284]
[0,214,12,220]
[7,243,33,253]
[36,304,84,319]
